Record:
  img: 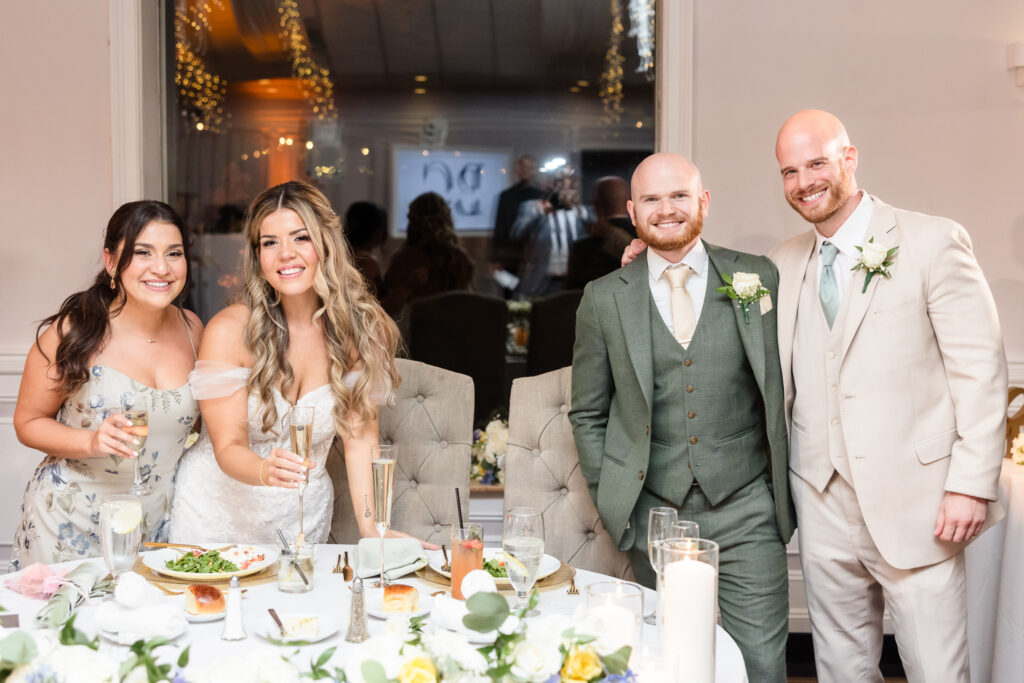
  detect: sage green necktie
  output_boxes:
[819,241,840,328]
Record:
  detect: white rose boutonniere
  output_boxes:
[852,237,898,293]
[716,272,771,324]
[1010,432,1024,466]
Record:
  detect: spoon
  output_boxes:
[267,608,286,637]
[342,551,354,581]
[274,528,309,586]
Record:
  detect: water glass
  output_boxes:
[502,507,544,615]
[277,543,315,593]
[100,494,143,583]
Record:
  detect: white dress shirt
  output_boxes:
[814,192,874,303]
[647,240,709,333]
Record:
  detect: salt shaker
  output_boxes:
[345,575,370,643]
[221,576,246,641]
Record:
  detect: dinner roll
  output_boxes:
[382,583,419,613]
[185,584,225,615]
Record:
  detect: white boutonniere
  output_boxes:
[716,272,771,324]
[1010,431,1024,466]
[852,237,898,293]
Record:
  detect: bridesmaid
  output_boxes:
[12,201,202,568]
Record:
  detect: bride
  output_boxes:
[169,181,401,544]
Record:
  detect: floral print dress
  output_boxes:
[12,364,198,569]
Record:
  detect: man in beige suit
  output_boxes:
[771,110,1007,682]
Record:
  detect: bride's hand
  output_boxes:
[89,413,139,459]
[386,528,441,551]
[264,447,316,488]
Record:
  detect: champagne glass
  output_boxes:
[289,406,315,545]
[670,519,700,540]
[100,494,143,587]
[646,507,677,625]
[371,444,397,588]
[502,506,545,616]
[118,392,150,496]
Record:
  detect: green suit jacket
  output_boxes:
[568,241,796,550]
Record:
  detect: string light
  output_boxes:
[277,0,338,120]
[628,0,656,78]
[174,1,227,133]
[599,0,626,124]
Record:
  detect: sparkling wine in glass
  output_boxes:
[371,444,397,588]
[502,506,545,616]
[646,507,677,624]
[100,494,143,585]
[119,392,150,496]
[289,406,315,545]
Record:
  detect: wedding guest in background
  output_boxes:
[343,200,387,296]
[382,192,474,319]
[169,181,421,546]
[13,201,202,567]
[491,154,542,287]
[566,176,633,288]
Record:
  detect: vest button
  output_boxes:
[689,436,698,445]
[638,470,645,480]
[684,359,692,367]
[688,411,696,419]
[645,425,650,435]
[686,385,694,393]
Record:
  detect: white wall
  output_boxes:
[687,0,1024,369]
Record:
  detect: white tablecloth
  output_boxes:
[0,544,747,682]
[966,460,1024,683]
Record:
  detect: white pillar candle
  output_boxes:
[661,559,716,683]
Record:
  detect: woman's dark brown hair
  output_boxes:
[37,201,192,397]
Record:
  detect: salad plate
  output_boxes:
[143,544,277,581]
[428,549,560,587]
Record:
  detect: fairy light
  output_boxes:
[277,0,338,120]
[174,0,227,133]
[599,0,626,124]
[628,0,656,78]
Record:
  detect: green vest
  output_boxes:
[646,267,768,506]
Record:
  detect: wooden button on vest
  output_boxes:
[686,385,694,393]
[689,436,698,444]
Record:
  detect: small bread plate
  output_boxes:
[428,549,560,587]
[366,591,433,620]
[100,620,187,646]
[258,613,340,645]
[143,544,277,582]
[169,594,225,623]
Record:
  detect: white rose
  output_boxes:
[121,666,151,683]
[422,626,489,674]
[36,645,120,683]
[382,615,417,643]
[508,637,563,682]
[860,241,888,269]
[1011,433,1024,466]
[730,272,762,299]
[345,635,405,683]
[485,420,509,456]
[577,605,637,656]
[525,612,574,648]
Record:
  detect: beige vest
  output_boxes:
[791,248,853,491]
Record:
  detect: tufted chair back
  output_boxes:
[327,359,473,545]
[504,366,634,579]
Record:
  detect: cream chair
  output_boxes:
[504,366,634,579]
[327,358,473,546]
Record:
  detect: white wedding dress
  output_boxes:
[169,362,349,545]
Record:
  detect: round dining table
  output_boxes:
[0,544,748,681]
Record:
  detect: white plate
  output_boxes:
[143,545,278,582]
[429,549,560,586]
[258,612,340,645]
[170,594,225,623]
[100,620,186,645]
[366,589,433,620]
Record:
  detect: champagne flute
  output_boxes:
[371,444,397,588]
[100,494,143,588]
[502,506,545,616]
[118,392,150,496]
[289,406,315,545]
[646,507,677,624]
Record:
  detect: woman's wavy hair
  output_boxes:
[242,181,401,437]
[37,201,192,397]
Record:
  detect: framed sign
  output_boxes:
[390,145,512,236]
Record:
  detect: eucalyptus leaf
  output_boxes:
[361,660,390,683]
[0,631,37,666]
[463,592,510,633]
[315,646,336,668]
[177,645,191,668]
[600,645,632,675]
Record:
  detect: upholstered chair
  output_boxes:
[504,366,634,579]
[327,359,473,546]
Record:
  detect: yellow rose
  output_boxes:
[398,657,437,683]
[561,646,603,683]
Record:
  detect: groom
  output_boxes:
[569,152,795,682]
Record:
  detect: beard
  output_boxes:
[636,205,704,253]
[787,164,854,225]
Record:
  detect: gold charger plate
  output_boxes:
[133,556,279,590]
[415,560,574,592]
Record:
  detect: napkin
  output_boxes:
[355,537,428,580]
[4,563,68,599]
[95,572,185,640]
[33,562,113,629]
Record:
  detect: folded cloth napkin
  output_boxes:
[33,562,113,629]
[4,563,68,599]
[112,571,164,608]
[355,537,428,580]
[95,600,185,640]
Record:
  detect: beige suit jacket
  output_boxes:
[770,196,1007,570]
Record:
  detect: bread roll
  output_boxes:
[185,584,225,615]
[382,583,419,613]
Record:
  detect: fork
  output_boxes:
[567,575,579,595]
[332,554,343,573]
[440,545,451,573]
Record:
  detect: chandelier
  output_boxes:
[277,0,338,120]
[174,0,228,133]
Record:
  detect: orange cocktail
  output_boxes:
[451,524,484,600]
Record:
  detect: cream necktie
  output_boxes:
[664,264,696,348]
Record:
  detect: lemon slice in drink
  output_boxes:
[108,500,143,534]
[503,551,528,577]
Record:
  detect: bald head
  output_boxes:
[630,153,703,199]
[627,153,709,261]
[775,110,850,162]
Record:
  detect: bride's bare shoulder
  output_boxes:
[198,304,252,364]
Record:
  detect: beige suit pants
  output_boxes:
[792,471,969,683]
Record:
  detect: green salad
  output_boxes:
[165,549,239,573]
[483,557,507,578]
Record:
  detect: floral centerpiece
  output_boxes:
[471,417,509,486]
[506,301,532,355]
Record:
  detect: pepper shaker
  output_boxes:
[221,575,246,641]
[345,574,370,643]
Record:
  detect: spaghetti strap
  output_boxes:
[184,316,198,360]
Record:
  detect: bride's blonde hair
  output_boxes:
[242,181,400,437]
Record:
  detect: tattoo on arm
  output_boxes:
[364,495,371,518]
